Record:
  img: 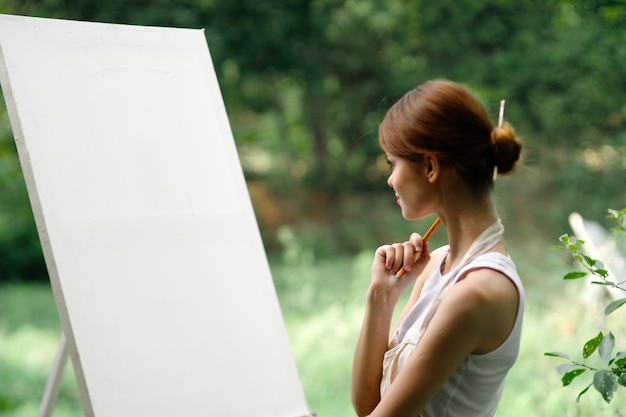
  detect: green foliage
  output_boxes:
[0,283,81,417]
[546,331,625,404]
[546,209,626,404]
[0,94,47,282]
[1,0,626,282]
[556,234,613,283]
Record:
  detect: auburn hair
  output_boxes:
[379,80,521,193]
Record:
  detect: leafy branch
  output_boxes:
[546,208,626,403]
[546,332,626,403]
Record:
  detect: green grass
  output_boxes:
[1,243,626,416]
[0,284,82,417]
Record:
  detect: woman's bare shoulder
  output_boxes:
[442,268,520,353]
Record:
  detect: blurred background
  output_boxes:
[1,1,625,416]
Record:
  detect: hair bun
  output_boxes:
[491,122,522,175]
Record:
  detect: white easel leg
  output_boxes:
[38,332,68,417]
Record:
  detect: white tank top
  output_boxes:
[380,251,525,417]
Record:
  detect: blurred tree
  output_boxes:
[206,0,419,191]
[1,0,625,279]
[0,96,48,281]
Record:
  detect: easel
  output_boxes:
[38,334,68,417]
[1,13,314,417]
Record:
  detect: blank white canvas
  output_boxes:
[0,14,311,417]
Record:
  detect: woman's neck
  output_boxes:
[437,196,500,274]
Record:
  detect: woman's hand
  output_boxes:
[371,233,431,295]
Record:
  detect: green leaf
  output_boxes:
[599,332,615,364]
[583,255,596,267]
[594,269,609,278]
[561,235,585,253]
[583,332,604,359]
[620,374,626,387]
[593,370,618,403]
[550,245,565,251]
[608,208,626,220]
[568,242,583,252]
[605,298,626,315]
[556,363,574,375]
[562,368,586,386]
[564,271,587,280]
[576,383,593,403]
[545,351,570,359]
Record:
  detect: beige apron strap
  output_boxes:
[389,246,449,348]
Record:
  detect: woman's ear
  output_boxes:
[424,154,440,183]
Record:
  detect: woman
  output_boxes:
[352,80,524,417]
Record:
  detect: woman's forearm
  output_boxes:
[352,287,400,416]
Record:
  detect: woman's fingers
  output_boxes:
[401,241,417,272]
[380,244,394,270]
[409,233,424,255]
[409,233,431,258]
[375,231,432,278]
[381,241,418,273]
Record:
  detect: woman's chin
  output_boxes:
[400,210,417,221]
